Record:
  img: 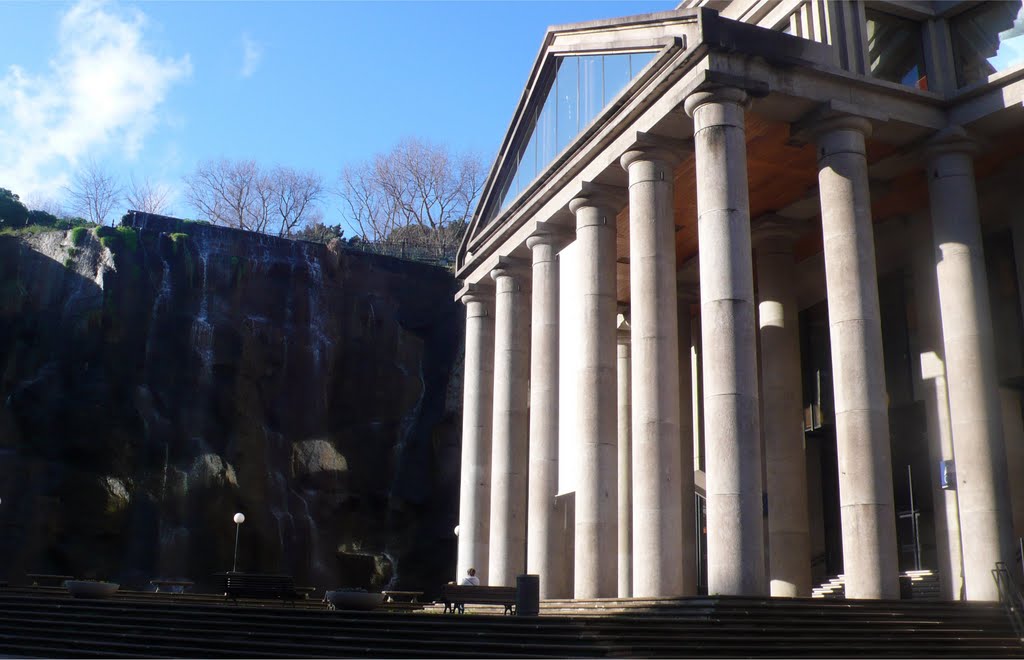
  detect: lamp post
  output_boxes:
[232,512,245,573]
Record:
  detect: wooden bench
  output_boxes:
[441,584,517,615]
[214,572,309,604]
[27,574,74,588]
[150,579,194,593]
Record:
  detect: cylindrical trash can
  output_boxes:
[516,574,540,616]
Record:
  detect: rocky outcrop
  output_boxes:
[0,215,463,594]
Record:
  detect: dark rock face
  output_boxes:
[0,217,463,594]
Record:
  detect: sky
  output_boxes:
[0,0,678,232]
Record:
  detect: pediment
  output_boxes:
[458,10,699,269]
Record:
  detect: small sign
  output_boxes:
[940,459,956,490]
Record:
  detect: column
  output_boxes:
[621,144,685,597]
[753,218,812,598]
[684,87,766,596]
[813,115,899,600]
[456,283,495,584]
[616,312,633,598]
[569,187,619,599]
[526,227,570,599]
[677,289,698,595]
[910,214,964,601]
[925,127,1015,601]
[488,257,531,587]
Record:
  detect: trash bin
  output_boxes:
[516,574,540,616]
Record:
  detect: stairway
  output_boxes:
[813,569,942,601]
[0,587,1021,657]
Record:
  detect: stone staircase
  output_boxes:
[813,569,942,601]
[0,587,1021,657]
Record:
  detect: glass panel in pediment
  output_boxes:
[480,49,658,229]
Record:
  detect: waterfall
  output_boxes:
[190,242,214,381]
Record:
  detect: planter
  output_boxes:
[324,590,384,610]
[66,580,119,599]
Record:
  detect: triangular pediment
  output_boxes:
[458,11,695,270]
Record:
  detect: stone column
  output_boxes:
[925,127,1015,601]
[526,226,571,599]
[456,283,495,584]
[677,289,698,595]
[569,186,620,599]
[621,144,685,597]
[752,217,812,598]
[684,87,766,596]
[488,257,531,587]
[812,115,899,600]
[616,312,633,598]
[910,214,964,601]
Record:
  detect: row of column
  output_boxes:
[458,85,1014,602]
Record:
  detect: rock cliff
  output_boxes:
[0,214,463,594]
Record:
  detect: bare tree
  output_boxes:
[184,159,324,237]
[335,138,483,249]
[65,159,122,225]
[125,175,172,215]
[184,158,261,231]
[273,166,324,237]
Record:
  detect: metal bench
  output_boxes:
[150,579,195,593]
[441,584,517,615]
[27,574,74,588]
[214,572,309,604]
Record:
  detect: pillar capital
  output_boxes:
[683,86,749,118]
[526,221,574,251]
[456,281,495,306]
[620,131,692,171]
[790,100,885,147]
[568,182,625,218]
[616,312,631,343]
[750,214,806,249]
[923,126,982,176]
[490,256,530,282]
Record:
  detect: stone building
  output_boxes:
[453,0,1024,603]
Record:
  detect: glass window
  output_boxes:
[865,9,928,89]
[951,0,1024,87]
[483,49,658,225]
[603,54,632,105]
[579,55,604,130]
[556,56,579,154]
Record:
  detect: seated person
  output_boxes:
[459,567,480,586]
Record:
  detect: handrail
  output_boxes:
[991,562,1024,640]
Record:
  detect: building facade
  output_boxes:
[454,0,1024,602]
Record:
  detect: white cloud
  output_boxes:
[0,0,191,201]
[241,33,262,78]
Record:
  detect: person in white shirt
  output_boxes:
[459,567,480,586]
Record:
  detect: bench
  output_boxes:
[441,584,517,615]
[150,579,195,593]
[381,590,425,611]
[214,572,310,603]
[27,574,74,588]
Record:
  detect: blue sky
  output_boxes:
[0,0,676,230]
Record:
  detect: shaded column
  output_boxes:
[488,257,531,587]
[526,226,572,599]
[621,144,685,597]
[677,288,698,595]
[812,115,898,600]
[569,186,620,599]
[456,283,495,584]
[752,217,812,598]
[925,127,1015,601]
[910,214,965,601]
[684,87,766,596]
[616,312,633,598]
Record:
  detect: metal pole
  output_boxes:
[233,523,241,573]
[908,465,921,571]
